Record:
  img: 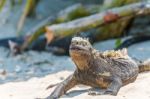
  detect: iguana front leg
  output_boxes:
[47,74,78,99]
[104,77,122,95]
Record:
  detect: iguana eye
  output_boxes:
[76,41,79,44]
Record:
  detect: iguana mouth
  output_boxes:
[70,45,87,51]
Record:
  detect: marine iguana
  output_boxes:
[47,37,150,99]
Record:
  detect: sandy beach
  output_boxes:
[0,70,149,99]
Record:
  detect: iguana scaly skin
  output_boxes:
[47,37,150,99]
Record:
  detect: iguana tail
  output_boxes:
[138,59,150,73]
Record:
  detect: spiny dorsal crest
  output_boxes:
[71,37,90,46]
[92,49,103,58]
[72,37,89,42]
[102,48,129,59]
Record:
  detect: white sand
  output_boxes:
[0,70,149,99]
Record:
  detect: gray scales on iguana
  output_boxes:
[47,37,150,99]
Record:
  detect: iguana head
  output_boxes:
[70,37,92,55]
[69,37,92,70]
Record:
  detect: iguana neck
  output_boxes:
[70,52,92,71]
